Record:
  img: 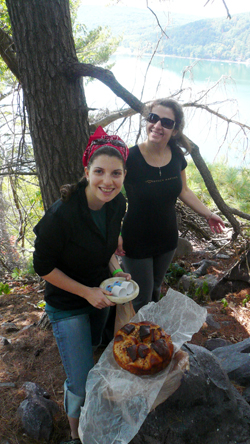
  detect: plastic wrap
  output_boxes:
[79,288,207,444]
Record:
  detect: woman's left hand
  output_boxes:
[207,213,225,234]
[114,271,131,281]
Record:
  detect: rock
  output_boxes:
[211,280,250,301]
[130,343,250,444]
[37,312,52,330]
[173,237,193,259]
[205,313,221,329]
[0,382,16,388]
[192,259,218,277]
[17,382,59,441]
[0,336,11,345]
[204,338,232,351]
[210,250,250,300]
[17,324,36,335]
[243,386,250,403]
[212,338,250,386]
[179,274,218,294]
[1,322,19,332]
[213,254,231,260]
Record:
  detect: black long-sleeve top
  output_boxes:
[33,182,126,310]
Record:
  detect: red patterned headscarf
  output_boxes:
[82,126,129,167]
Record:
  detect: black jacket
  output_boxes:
[33,182,126,310]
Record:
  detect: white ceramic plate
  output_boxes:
[100,277,139,304]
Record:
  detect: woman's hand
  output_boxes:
[114,271,131,281]
[206,213,225,234]
[115,235,126,256]
[84,287,116,309]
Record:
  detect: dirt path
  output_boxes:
[0,253,250,443]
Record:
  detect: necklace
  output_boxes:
[145,148,167,177]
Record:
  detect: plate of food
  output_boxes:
[100,277,139,304]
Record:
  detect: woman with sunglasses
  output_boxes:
[118,98,224,313]
[33,126,130,444]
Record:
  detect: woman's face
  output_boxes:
[146,105,177,146]
[85,154,126,209]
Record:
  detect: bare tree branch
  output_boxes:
[0,27,20,80]
[89,107,138,132]
[229,208,250,221]
[146,2,169,39]
[204,0,231,19]
[183,102,250,132]
[63,60,145,115]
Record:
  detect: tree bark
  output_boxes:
[6,0,89,210]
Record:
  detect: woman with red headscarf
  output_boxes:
[33,127,130,444]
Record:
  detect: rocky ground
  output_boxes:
[0,246,250,444]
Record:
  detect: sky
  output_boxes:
[80,0,250,18]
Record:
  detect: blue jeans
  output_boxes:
[47,305,109,418]
[122,250,175,312]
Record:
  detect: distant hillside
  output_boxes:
[78,5,250,62]
[161,13,250,62]
[78,5,204,50]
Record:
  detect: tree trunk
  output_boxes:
[6,0,89,210]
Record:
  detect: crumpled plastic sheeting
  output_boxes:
[79,288,207,444]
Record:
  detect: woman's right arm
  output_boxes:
[115,234,126,256]
[42,268,115,309]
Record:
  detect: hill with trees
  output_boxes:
[160,13,250,62]
[79,5,250,62]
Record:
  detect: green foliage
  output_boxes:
[194,280,210,303]
[36,300,46,309]
[186,160,250,215]
[186,279,210,303]
[161,13,250,62]
[1,0,120,83]
[25,257,36,275]
[0,1,17,88]
[0,282,10,295]
[3,175,44,253]
[11,268,21,280]
[165,262,187,285]
[221,298,228,308]
[242,295,250,307]
[11,257,36,280]
[78,5,250,63]
[78,5,203,54]
[0,0,11,31]
[70,1,121,70]
[74,24,121,69]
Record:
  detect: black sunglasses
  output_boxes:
[146,113,175,130]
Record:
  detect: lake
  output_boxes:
[85,53,250,166]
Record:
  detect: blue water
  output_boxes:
[85,53,250,166]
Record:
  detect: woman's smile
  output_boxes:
[147,105,176,146]
[85,154,126,210]
[99,186,115,194]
